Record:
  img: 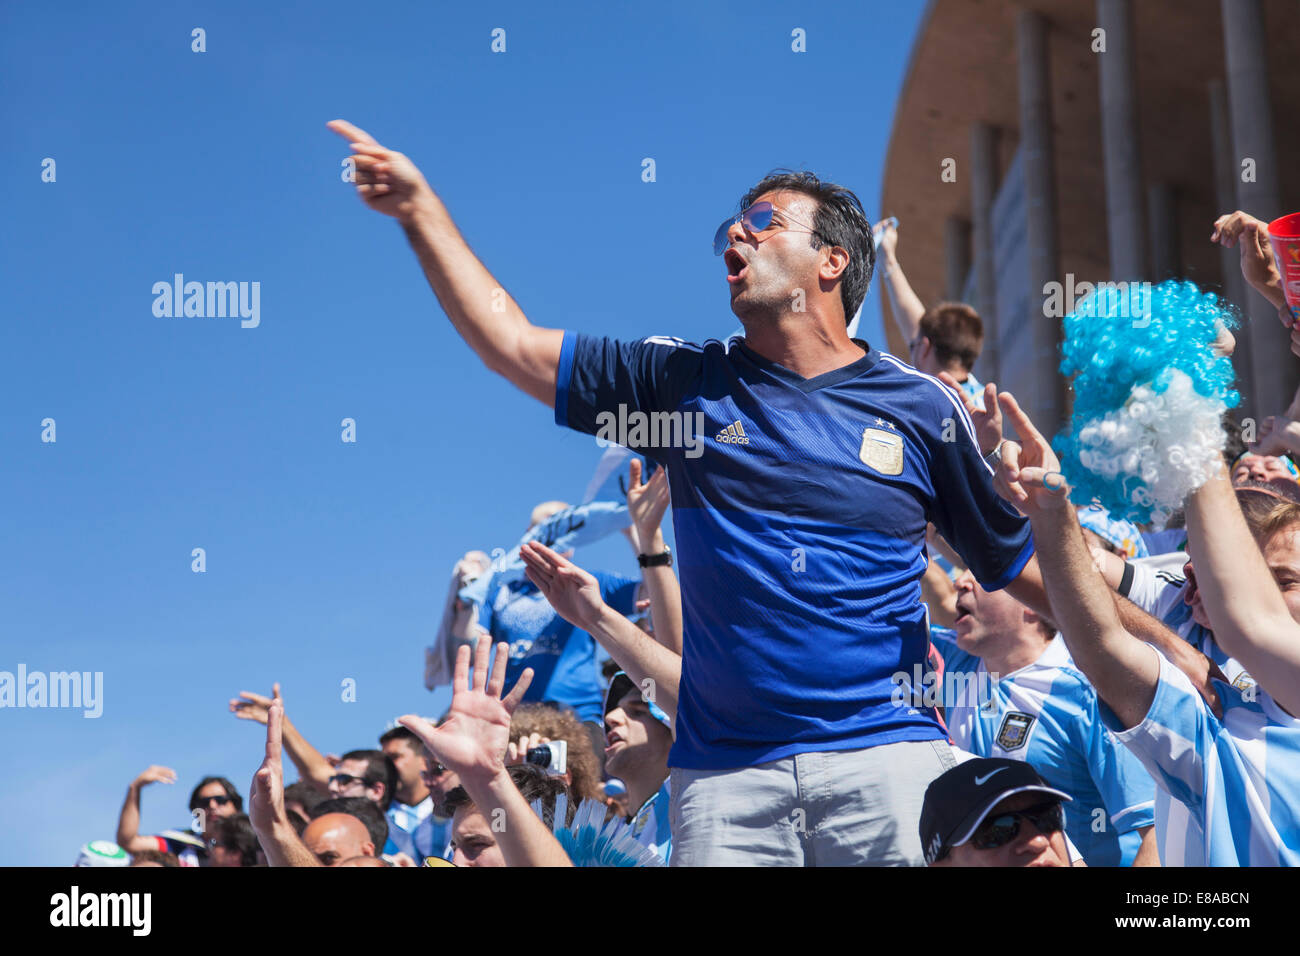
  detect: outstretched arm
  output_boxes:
[116,765,177,854]
[994,394,1160,729]
[400,638,572,867]
[1184,463,1300,713]
[329,120,563,406]
[521,541,681,722]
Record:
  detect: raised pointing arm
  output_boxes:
[329,120,563,406]
[994,394,1160,729]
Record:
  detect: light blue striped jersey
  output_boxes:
[1117,560,1260,865]
[931,627,1156,866]
[1119,561,1256,692]
[1104,646,1300,866]
[386,797,450,864]
[630,778,672,862]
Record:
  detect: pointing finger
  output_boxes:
[327,119,379,145]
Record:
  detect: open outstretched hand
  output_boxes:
[520,541,606,633]
[398,637,533,783]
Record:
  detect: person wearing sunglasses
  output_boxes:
[331,119,1113,866]
[116,767,243,867]
[921,757,1080,867]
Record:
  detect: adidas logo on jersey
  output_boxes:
[715,420,750,445]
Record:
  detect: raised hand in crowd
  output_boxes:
[399,637,572,866]
[624,458,683,655]
[521,541,681,722]
[249,699,321,867]
[229,684,335,794]
[1212,209,1299,355]
[115,765,178,854]
[939,371,1001,457]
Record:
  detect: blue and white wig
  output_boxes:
[1053,279,1240,527]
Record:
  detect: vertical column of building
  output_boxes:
[1017,10,1065,429]
[970,123,1001,386]
[943,216,971,303]
[1222,0,1294,417]
[1096,0,1148,281]
[1147,183,1180,280]
[1208,80,1250,316]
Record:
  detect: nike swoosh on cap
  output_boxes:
[973,768,1008,786]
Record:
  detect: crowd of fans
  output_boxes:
[74,119,1300,867]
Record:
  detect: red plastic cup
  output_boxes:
[1267,212,1300,313]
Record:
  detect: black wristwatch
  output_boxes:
[638,546,672,568]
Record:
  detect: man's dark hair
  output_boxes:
[379,725,423,755]
[443,764,574,828]
[284,781,327,812]
[188,776,243,813]
[737,169,876,326]
[283,781,327,835]
[341,749,398,811]
[918,302,984,372]
[310,796,389,851]
[208,813,260,867]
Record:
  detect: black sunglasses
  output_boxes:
[970,801,1064,851]
[329,773,372,788]
[194,794,231,809]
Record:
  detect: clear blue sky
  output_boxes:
[0,0,924,865]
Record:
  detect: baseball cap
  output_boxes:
[75,841,129,867]
[919,758,1071,865]
[604,672,671,729]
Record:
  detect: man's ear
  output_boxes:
[819,245,851,283]
[362,841,376,858]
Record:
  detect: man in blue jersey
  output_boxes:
[928,571,1157,866]
[987,392,1300,866]
[328,118,1217,865]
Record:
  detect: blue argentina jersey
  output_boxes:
[556,333,1034,769]
[1103,646,1300,866]
[930,627,1155,866]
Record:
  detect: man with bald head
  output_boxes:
[302,813,375,867]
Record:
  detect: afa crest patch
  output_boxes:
[996,712,1035,751]
[859,427,903,476]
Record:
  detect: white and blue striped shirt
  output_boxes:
[1105,646,1300,866]
[931,628,1155,866]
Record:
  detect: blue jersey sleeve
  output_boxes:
[555,333,704,445]
[921,389,1034,591]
